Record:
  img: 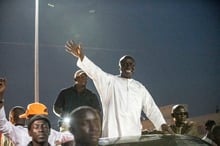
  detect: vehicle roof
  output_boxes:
[99,134,211,146]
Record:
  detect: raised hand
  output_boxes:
[0,78,6,99]
[161,124,175,135]
[65,40,84,61]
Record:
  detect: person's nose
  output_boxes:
[89,122,99,131]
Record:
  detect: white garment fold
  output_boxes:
[77,56,166,138]
[0,106,74,146]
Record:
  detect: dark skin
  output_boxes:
[65,40,174,135]
[70,109,101,146]
[9,106,26,126]
[75,73,88,93]
[205,121,216,140]
[212,125,220,146]
[28,119,50,146]
[170,105,199,135]
[65,40,135,79]
[0,78,6,109]
[172,106,188,127]
[0,79,26,126]
[119,57,135,79]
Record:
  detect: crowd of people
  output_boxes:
[0,39,219,146]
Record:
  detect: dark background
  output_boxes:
[0,0,219,130]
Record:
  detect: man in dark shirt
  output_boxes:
[53,69,102,119]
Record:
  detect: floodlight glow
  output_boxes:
[63,117,70,124]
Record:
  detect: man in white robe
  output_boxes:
[65,40,173,138]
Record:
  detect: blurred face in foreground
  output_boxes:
[70,108,101,146]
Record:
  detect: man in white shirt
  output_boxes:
[65,40,173,138]
[1,106,26,146]
[0,78,74,146]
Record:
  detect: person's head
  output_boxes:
[211,125,220,145]
[205,120,216,132]
[19,102,48,119]
[171,104,189,125]
[74,69,88,86]
[9,106,25,126]
[28,115,51,145]
[119,55,135,79]
[69,106,102,146]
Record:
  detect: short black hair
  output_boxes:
[205,120,216,128]
[10,106,25,113]
[9,106,25,123]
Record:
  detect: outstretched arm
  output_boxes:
[0,78,6,109]
[65,40,84,61]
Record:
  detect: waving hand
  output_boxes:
[65,40,84,61]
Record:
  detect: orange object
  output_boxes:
[19,102,48,118]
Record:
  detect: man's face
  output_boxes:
[73,111,101,146]
[173,107,188,124]
[75,73,88,86]
[28,119,50,144]
[120,58,135,79]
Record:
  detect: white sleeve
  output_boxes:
[0,106,27,144]
[49,129,74,145]
[142,89,166,130]
[77,56,111,103]
[0,106,13,133]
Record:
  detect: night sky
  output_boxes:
[0,0,220,130]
